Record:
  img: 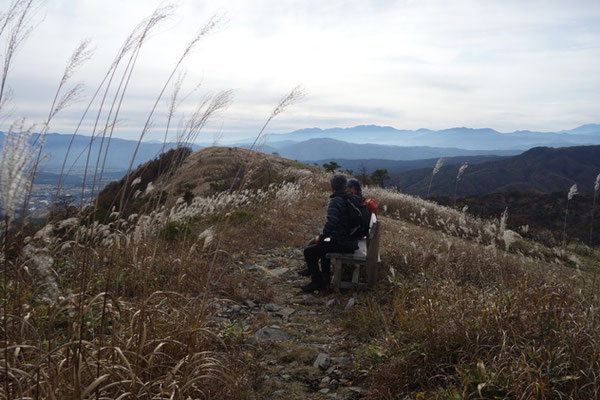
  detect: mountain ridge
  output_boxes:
[263,123,600,150]
[392,145,600,196]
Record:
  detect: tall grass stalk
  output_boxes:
[21,39,92,227]
[52,21,141,206]
[2,215,8,399]
[591,173,600,247]
[453,162,468,207]
[85,6,174,211]
[426,156,445,199]
[118,14,221,215]
[0,0,39,119]
[563,183,578,251]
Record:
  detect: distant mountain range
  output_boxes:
[393,145,600,197]
[0,132,200,173]
[2,125,599,193]
[250,138,520,161]
[260,123,600,151]
[309,155,510,175]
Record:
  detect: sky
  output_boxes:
[2,0,600,143]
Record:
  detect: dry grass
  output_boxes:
[3,1,600,398]
[345,190,600,399]
[1,148,326,398]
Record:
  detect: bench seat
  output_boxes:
[327,220,382,292]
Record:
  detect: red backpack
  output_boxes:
[365,198,377,214]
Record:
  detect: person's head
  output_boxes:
[330,174,347,193]
[346,178,362,195]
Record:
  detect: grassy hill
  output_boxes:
[2,147,600,398]
[432,191,600,248]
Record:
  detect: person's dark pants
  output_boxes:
[303,241,355,285]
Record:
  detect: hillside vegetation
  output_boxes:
[2,147,600,399]
[393,145,600,197]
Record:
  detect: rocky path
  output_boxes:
[220,247,367,399]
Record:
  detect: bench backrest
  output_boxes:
[366,221,381,286]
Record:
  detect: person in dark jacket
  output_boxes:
[346,178,364,201]
[301,174,358,292]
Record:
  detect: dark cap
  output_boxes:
[330,174,347,192]
[347,178,362,192]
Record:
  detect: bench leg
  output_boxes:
[332,258,342,292]
[351,264,360,284]
[366,260,377,287]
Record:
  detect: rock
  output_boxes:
[313,353,331,370]
[326,366,336,375]
[332,356,351,366]
[329,379,339,389]
[319,388,330,394]
[244,300,257,308]
[271,390,285,399]
[232,305,242,312]
[345,297,355,310]
[254,327,292,342]
[264,303,281,312]
[326,299,336,307]
[276,307,296,318]
[348,386,363,394]
[273,296,287,303]
[272,267,290,276]
[321,376,331,384]
[281,374,291,380]
[302,295,317,305]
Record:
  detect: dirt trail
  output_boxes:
[222,246,367,399]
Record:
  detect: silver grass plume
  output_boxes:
[249,85,305,151]
[457,162,468,182]
[563,183,578,251]
[433,157,446,176]
[568,184,578,200]
[0,119,36,219]
[590,173,600,247]
[426,156,446,199]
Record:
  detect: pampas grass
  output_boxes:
[591,173,600,247]
[0,120,35,220]
[563,183,578,250]
[453,162,468,207]
[426,156,445,199]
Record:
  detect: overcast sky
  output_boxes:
[2,0,600,142]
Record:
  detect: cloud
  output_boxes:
[1,0,599,141]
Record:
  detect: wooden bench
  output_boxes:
[327,221,382,292]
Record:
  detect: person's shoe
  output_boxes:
[300,280,326,292]
[299,268,311,277]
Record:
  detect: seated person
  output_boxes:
[346,178,364,201]
[301,174,358,292]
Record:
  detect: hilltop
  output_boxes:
[4,146,600,399]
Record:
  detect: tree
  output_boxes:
[370,169,390,187]
[322,161,340,173]
[357,162,370,186]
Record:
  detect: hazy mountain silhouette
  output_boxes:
[0,132,202,172]
[263,124,600,150]
[393,145,600,197]
[253,138,519,161]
